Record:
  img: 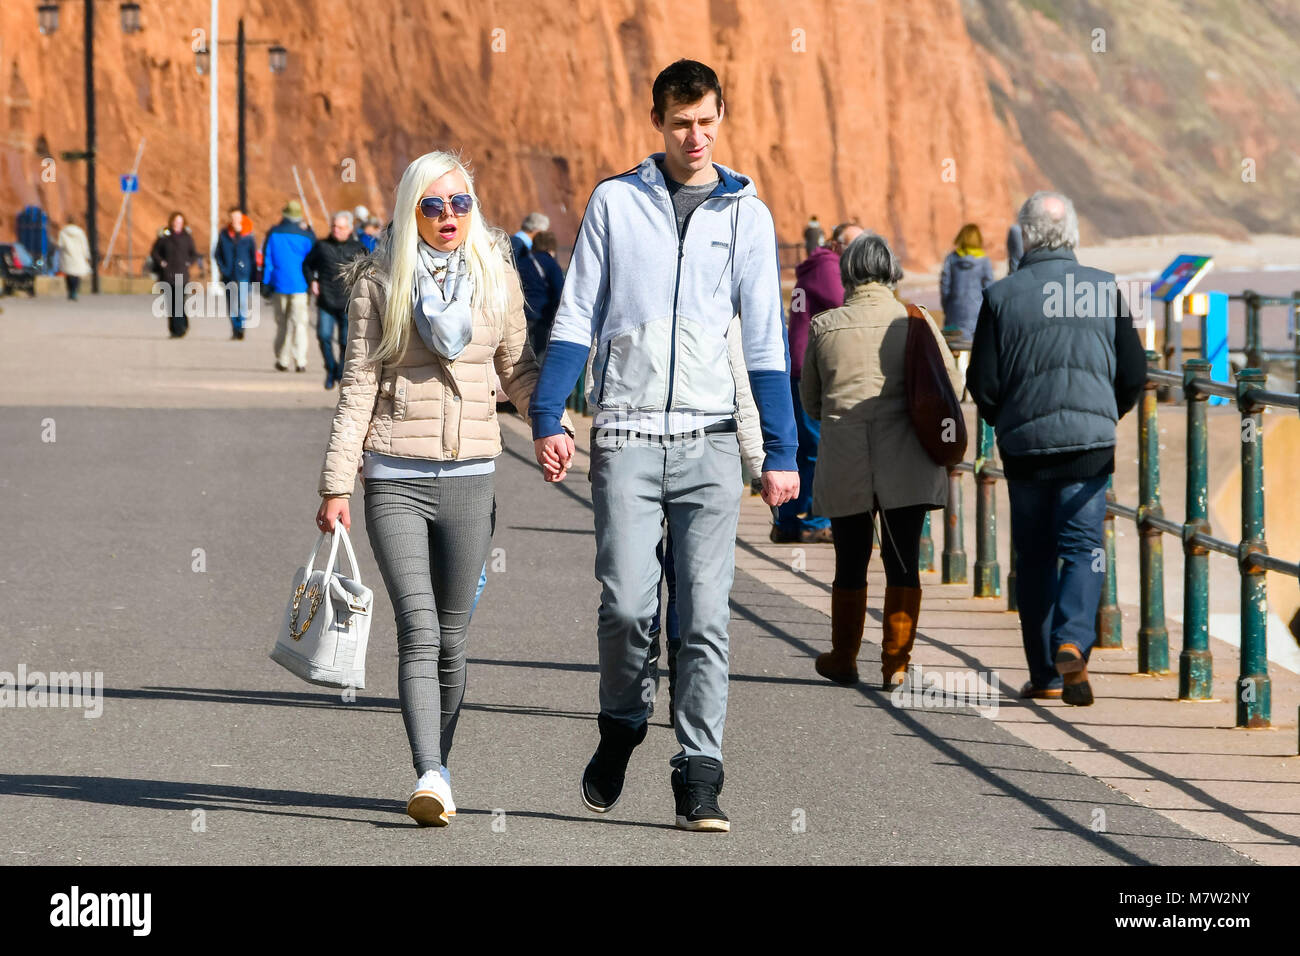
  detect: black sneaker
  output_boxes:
[672,756,730,832]
[580,713,647,813]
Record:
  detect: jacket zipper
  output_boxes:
[597,334,614,404]
[664,201,701,423]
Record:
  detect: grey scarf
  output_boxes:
[411,241,474,361]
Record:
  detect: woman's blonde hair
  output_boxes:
[369,150,510,364]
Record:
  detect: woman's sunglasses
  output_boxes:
[419,193,474,218]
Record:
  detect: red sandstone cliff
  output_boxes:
[3,0,1019,270]
[5,0,1297,275]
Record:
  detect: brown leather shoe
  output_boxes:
[1061,674,1094,706]
[1055,643,1094,705]
[880,586,922,688]
[1055,643,1086,674]
[1019,682,1063,700]
[815,585,867,685]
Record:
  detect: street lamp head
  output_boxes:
[37,2,60,36]
[195,45,210,76]
[119,2,142,34]
[268,44,287,74]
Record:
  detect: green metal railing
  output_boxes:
[940,351,1300,741]
[1161,289,1300,393]
[1239,289,1300,381]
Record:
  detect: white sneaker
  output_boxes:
[407,769,452,827]
[439,765,456,816]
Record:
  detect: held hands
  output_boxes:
[316,497,351,533]
[760,470,800,508]
[534,433,575,482]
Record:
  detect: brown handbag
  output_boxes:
[903,303,967,466]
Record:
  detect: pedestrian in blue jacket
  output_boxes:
[529,59,799,833]
[262,200,316,372]
[939,223,995,341]
[216,206,256,339]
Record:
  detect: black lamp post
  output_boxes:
[37,1,142,294]
[195,18,287,215]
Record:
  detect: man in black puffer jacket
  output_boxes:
[967,190,1146,707]
[305,211,367,389]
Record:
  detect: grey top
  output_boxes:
[659,161,717,237]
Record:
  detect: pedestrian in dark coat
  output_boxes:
[772,221,860,543]
[304,211,367,388]
[151,211,200,338]
[1006,222,1023,273]
[517,229,566,360]
[967,191,1146,707]
[216,206,257,339]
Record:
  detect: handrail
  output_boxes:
[938,350,1300,745]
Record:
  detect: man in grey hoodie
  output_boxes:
[528,59,799,832]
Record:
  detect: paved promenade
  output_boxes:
[0,293,1292,864]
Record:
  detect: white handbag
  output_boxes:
[270,523,373,689]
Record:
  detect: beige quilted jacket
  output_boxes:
[318,251,572,498]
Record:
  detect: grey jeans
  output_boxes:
[590,428,742,766]
[363,474,496,776]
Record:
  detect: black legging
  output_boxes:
[830,504,929,590]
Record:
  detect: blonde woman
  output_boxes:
[315,151,574,826]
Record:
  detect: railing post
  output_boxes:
[1179,359,1213,699]
[567,367,587,416]
[1243,290,1261,372]
[1138,350,1170,673]
[973,415,1001,597]
[942,467,967,583]
[1096,475,1122,648]
[919,512,934,573]
[1236,368,1271,727]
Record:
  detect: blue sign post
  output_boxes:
[119,174,140,272]
[1152,254,1214,375]
[1203,291,1230,406]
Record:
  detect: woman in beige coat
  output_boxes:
[801,232,960,688]
[315,150,573,826]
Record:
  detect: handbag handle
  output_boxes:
[289,524,363,640]
[301,523,362,585]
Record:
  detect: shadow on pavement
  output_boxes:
[0,773,396,826]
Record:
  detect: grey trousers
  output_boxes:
[590,429,742,766]
[363,474,495,775]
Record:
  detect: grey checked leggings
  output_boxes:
[363,473,495,776]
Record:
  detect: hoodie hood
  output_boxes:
[635,153,754,200]
[795,246,839,282]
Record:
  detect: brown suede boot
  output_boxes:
[881,586,923,688]
[815,585,867,685]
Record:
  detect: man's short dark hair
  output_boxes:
[652,59,724,120]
